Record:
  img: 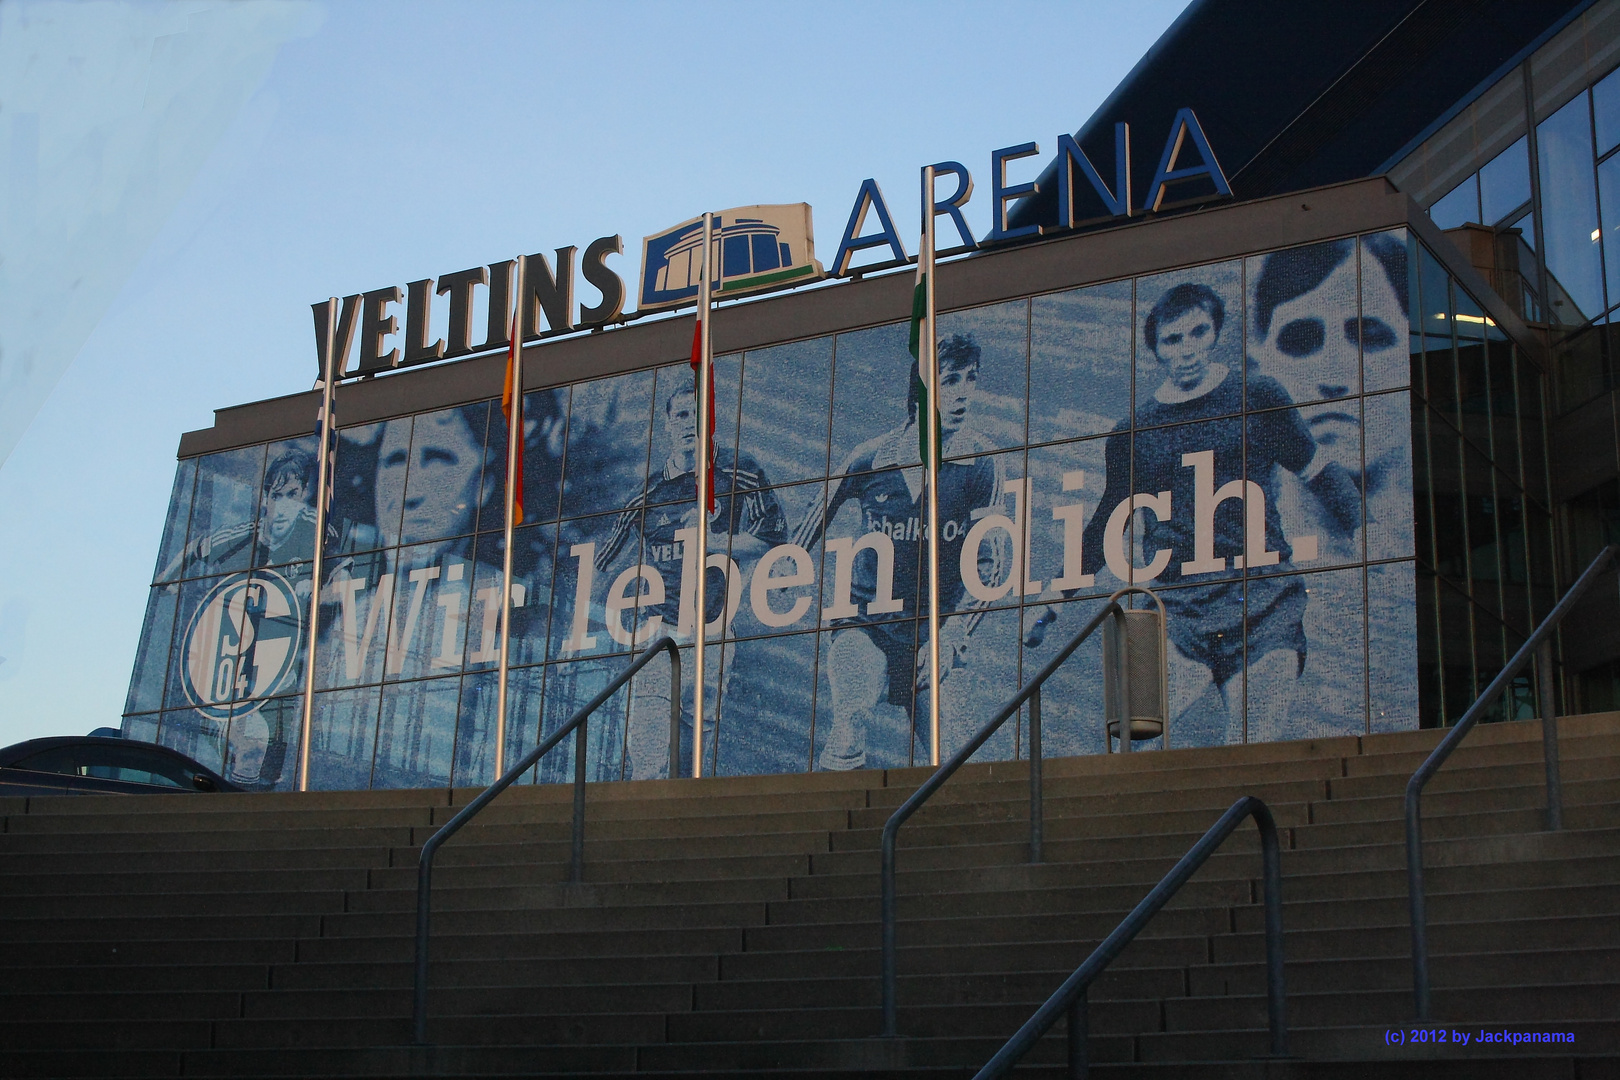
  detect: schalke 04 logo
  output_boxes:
[179,570,302,720]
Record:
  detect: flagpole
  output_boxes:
[297,299,340,792]
[495,257,525,781]
[923,167,943,768]
[693,214,713,780]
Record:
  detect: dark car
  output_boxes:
[0,736,240,796]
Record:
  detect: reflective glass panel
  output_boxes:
[1025,436,1114,599]
[1136,260,1244,422]
[397,404,491,547]
[254,437,319,569]
[1368,561,1420,733]
[1594,65,1620,157]
[737,337,834,486]
[649,355,740,502]
[1262,565,1365,740]
[559,369,655,520]
[1360,231,1412,394]
[307,685,381,790]
[714,631,816,776]
[1364,392,1416,563]
[1248,239,1361,405]
[1029,279,1132,445]
[372,675,459,788]
[1428,175,1479,229]
[936,299,1029,455]
[814,622,916,771]
[922,603,1021,765]
[153,459,198,584]
[1252,400,1364,573]
[125,586,179,716]
[183,445,267,579]
[1479,137,1531,225]
[829,321,918,472]
[1537,92,1606,324]
[329,419,410,555]
[1162,579,1245,747]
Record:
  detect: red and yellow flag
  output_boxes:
[501,314,525,526]
[689,318,716,514]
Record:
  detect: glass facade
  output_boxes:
[128,228,1505,790]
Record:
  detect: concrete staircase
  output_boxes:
[1,713,1617,1078]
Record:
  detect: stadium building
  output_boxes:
[123,0,1619,795]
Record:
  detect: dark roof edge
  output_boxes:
[1374,0,1597,178]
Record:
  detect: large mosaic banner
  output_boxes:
[126,231,1451,791]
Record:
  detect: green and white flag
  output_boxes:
[907,261,941,468]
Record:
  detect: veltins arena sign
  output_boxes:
[311,110,1229,382]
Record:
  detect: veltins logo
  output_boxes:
[639,204,825,312]
[179,570,302,721]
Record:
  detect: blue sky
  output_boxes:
[0,0,1190,743]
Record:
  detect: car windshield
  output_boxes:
[11,746,191,789]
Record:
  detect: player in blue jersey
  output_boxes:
[594,384,786,778]
[792,334,1010,770]
[1081,282,1360,745]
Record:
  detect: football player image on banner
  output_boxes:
[594,379,785,779]
[797,332,1009,770]
[1083,273,1360,744]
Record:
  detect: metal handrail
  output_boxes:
[1406,545,1616,1020]
[412,635,681,1044]
[881,593,1141,1037]
[974,797,1287,1079]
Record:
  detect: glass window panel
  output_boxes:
[714,631,816,777]
[164,573,249,714]
[1428,174,1479,229]
[1368,561,1420,733]
[737,336,833,486]
[307,685,380,790]
[559,369,655,520]
[1516,356,1550,505]
[829,321,914,472]
[1597,154,1620,319]
[1526,499,1557,625]
[482,386,569,530]
[813,465,922,628]
[157,709,227,776]
[1364,392,1416,563]
[937,298,1029,455]
[183,445,267,579]
[380,539,475,682]
[1537,92,1605,324]
[1428,410,1469,584]
[814,622,916,770]
[466,524,557,671]
[1495,479,1530,635]
[649,355,740,502]
[1437,577,1475,724]
[1472,606,1507,722]
[550,511,643,662]
[314,548,392,689]
[1029,279,1133,445]
[924,604,1021,765]
[1017,597,1109,757]
[225,694,300,792]
[1415,565,1442,728]
[1136,260,1244,422]
[1026,436,1115,599]
[1163,579,1245,747]
[252,437,320,569]
[1411,403,1435,568]
[1562,477,1620,571]
[540,654,634,784]
[453,664,544,787]
[1453,290,1491,454]
[1407,232,1426,399]
[1594,65,1620,157]
[1418,248,1458,426]
[124,586,179,716]
[1257,566,1365,741]
[329,419,410,555]
[152,459,198,584]
[1360,231,1411,393]
[728,480,824,640]
[1249,239,1361,406]
[1479,137,1531,225]
[1126,417,1246,587]
[623,641,720,780]
[1253,400,1364,573]
[372,676,460,788]
[927,448,1025,616]
[1463,441,1502,618]
[396,404,491,547]
[1486,330,1520,486]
